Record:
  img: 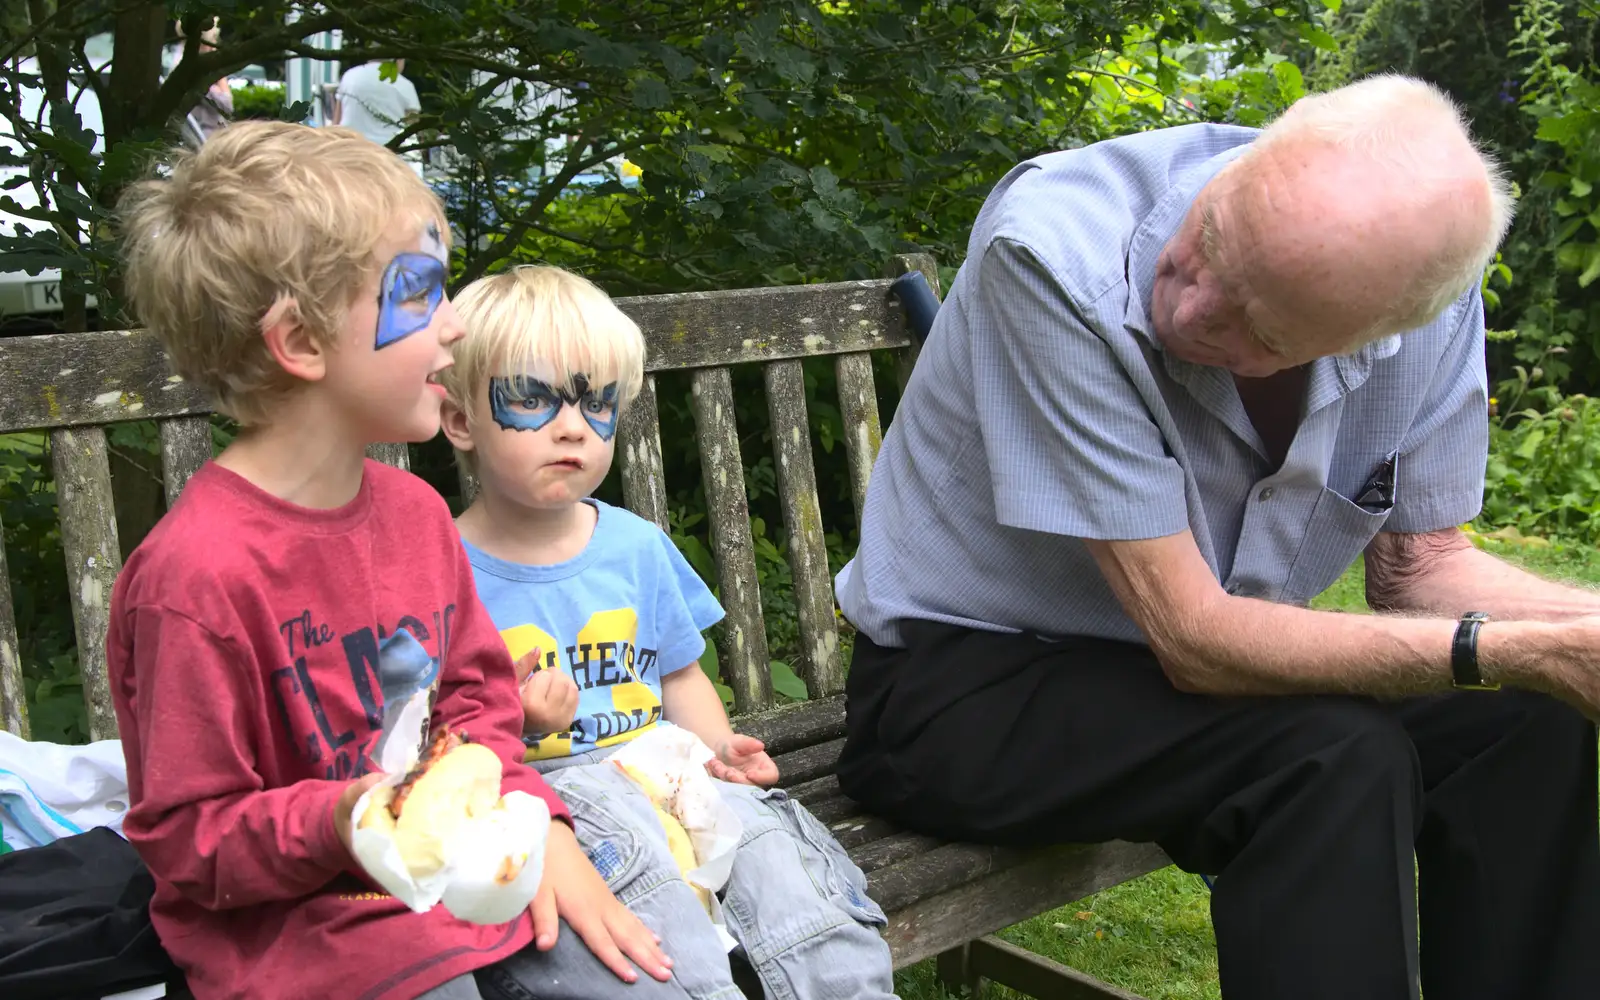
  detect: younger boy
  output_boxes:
[109,122,669,1000]
[439,265,899,999]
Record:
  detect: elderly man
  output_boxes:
[835,74,1600,1000]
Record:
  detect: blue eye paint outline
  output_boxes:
[489,375,563,432]
[488,373,622,441]
[580,380,620,440]
[375,251,447,349]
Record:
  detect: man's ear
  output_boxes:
[260,296,328,382]
[440,396,476,453]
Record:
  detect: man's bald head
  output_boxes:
[1152,75,1513,376]
[1234,75,1510,344]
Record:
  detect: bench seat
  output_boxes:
[740,696,1171,982]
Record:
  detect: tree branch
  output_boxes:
[452,131,665,287]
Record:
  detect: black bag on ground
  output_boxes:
[0,826,179,1000]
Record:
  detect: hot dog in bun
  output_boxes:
[358,729,504,880]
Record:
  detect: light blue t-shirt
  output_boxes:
[464,501,724,761]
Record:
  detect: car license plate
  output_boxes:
[25,280,62,312]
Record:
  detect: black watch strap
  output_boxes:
[1451,612,1497,691]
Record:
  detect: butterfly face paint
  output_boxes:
[489,373,621,440]
[375,221,448,350]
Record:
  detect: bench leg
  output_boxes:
[942,935,1148,1000]
[935,941,983,997]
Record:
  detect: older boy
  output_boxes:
[439,265,897,999]
[110,122,669,1000]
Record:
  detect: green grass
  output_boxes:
[894,866,1221,1000]
[892,537,1600,1000]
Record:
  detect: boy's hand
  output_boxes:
[707,734,780,787]
[515,648,580,735]
[334,772,385,855]
[529,821,673,983]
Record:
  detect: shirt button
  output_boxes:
[1258,487,1275,501]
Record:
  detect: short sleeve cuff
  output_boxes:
[995,488,1190,541]
[657,632,708,677]
[1384,490,1484,535]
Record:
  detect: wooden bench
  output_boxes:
[0,254,1170,999]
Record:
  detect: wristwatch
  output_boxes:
[1450,611,1498,691]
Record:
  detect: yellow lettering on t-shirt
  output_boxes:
[506,609,663,760]
[578,609,662,748]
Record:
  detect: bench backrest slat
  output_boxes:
[623,280,904,371]
[0,258,936,739]
[689,366,775,712]
[48,427,124,742]
[0,280,911,434]
[366,442,412,472]
[0,517,25,739]
[833,351,885,537]
[617,373,670,532]
[763,358,843,697]
[158,416,214,509]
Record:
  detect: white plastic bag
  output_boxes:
[610,726,743,950]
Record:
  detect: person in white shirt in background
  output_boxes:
[334,59,424,178]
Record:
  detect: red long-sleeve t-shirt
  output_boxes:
[106,460,569,1000]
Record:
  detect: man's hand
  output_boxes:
[334,772,385,856]
[1563,617,1600,717]
[707,734,780,787]
[1487,615,1600,719]
[529,821,673,983]
[514,648,579,735]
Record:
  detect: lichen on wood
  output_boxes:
[689,367,773,712]
[49,427,124,742]
[763,359,842,697]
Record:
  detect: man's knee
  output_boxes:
[1259,699,1421,807]
[1435,688,1596,784]
[1507,689,1592,746]
[1166,699,1421,875]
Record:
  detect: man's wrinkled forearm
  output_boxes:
[1367,529,1600,621]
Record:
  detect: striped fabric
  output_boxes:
[837,123,1488,647]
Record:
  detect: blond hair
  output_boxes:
[118,120,447,425]
[441,266,645,470]
[1254,74,1514,339]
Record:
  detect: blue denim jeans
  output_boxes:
[507,743,898,1000]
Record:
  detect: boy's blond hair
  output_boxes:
[118,120,447,425]
[442,266,646,472]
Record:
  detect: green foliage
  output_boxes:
[1517,15,1600,290]
[1480,387,1600,544]
[1474,244,1600,549]
[229,82,287,120]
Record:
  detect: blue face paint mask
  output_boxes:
[488,373,621,440]
[375,221,448,350]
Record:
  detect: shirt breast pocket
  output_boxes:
[1283,485,1392,604]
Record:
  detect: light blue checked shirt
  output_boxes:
[836,123,1489,647]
